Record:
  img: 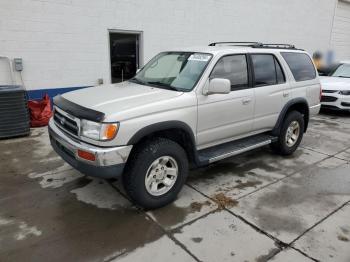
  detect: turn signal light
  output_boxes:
[77,150,96,161]
[103,124,118,140]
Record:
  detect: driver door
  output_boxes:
[196,54,254,149]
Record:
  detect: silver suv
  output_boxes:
[49,42,321,209]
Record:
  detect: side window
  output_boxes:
[251,54,275,86]
[251,54,286,86]
[210,55,248,90]
[281,52,316,81]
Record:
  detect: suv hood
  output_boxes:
[61,82,184,121]
[320,76,350,91]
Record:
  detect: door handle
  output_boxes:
[242,98,252,105]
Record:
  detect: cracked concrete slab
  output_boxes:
[173,211,278,262]
[0,179,165,262]
[294,203,350,262]
[188,147,327,201]
[269,248,313,261]
[147,185,217,230]
[0,129,165,262]
[110,235,195,262]
[310,114,350,129]
[1,113,350,262]
[315,111,350,124]
[301,117,350,155]
[230,157,350,243]
[335,149,350,162]
[301,130,350,156]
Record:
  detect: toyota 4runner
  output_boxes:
[49,42,321,209]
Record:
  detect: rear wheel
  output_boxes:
[123,138,188,209]
[271,111,304,155]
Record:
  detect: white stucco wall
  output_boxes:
[0,0,340,90]
[331,0,350,60]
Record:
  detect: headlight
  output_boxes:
[339,90,350,95]
[80,120,119,141]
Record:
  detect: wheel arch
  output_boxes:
[272,98,310,135]
[127,121,198,166]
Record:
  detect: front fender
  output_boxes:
[127,120,196,146]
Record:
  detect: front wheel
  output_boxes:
[271,111,305,156]
[122,138,188,209]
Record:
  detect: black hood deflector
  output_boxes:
[53,95,105,122]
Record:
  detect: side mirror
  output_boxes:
[207,78,231,95]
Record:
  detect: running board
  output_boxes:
[197,134,277,165]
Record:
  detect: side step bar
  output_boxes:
[197,134,278,165]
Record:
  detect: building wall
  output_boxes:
[0,0,339,96]
[331,0,350,60]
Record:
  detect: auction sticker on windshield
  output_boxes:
[188,53,211,62]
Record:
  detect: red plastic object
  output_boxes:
[28,94,52,127]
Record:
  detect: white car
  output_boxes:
[320,61,350,111]
[49,42,321,209]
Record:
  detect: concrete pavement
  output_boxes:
[0,111,349,262]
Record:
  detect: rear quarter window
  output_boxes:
[281,52,316,81]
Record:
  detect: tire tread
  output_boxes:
[123,137,188,209]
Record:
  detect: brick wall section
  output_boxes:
[0,0,338,90]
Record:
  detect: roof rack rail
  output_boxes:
[257,43,296,49]
[208,42,262,47]
[208,42,299,50]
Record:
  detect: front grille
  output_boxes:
[321,105,339,110]
[54,110,79,136]
[322,90,338,94]
[321,95,338,102]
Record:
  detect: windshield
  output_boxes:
[331,63,350,78]
[130,52,212,91]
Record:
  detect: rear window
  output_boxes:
[281,52,316,81]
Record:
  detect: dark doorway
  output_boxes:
[109,32,140,83]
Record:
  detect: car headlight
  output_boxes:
[339,90,350,95]
[80,120,119,141]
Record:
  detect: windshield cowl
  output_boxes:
[129,78,181,92]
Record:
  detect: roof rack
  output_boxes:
[208,42,299,50]
[257,43,296,49]
[208,42,262,47]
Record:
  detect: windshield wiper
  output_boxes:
[129,78,147,85]
[146,81,179,91]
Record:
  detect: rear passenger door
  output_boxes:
[250,54,289,132]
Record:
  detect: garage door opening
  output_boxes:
[109,32,140,83]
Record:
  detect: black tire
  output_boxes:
[122,137,188,209]
[271,111,305,156]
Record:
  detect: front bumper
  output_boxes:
[321,93,350,111]
[48,119,132,178]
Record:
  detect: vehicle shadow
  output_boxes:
[320,108,350,117]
